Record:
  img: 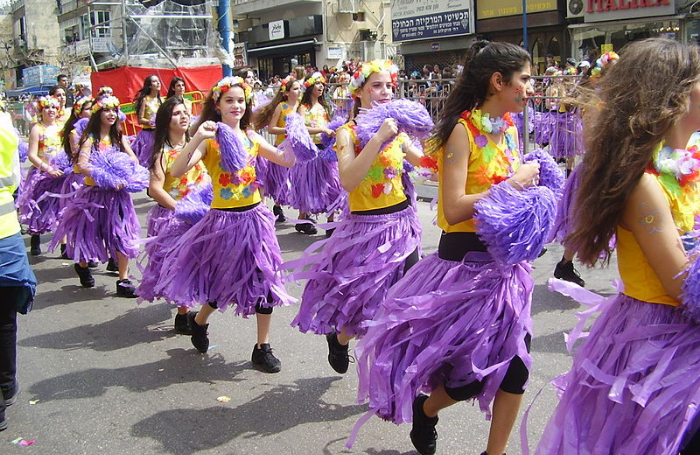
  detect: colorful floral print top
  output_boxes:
[142,95,161,130]
[274,102,298,146]
[303,103,329,145]
[162,144,210,201]
[36,123,62,163]
[204,135,261,209]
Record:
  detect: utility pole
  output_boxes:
[217,0,232,77]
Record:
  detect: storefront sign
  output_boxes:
[233,42,248,69]
[477,0,556,19]
[391,0,475,42]
[269,20,285,41]
[327,47,343,59]
[584,0,675,22]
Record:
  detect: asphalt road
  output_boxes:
[3,189,619,455]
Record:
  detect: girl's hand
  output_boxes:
[195,121,217,140]
[324,128,335,137]
[48,168,64,178]
[375,118,398,144]
[509,162,540,189]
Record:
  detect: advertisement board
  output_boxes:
[391,0,475,42]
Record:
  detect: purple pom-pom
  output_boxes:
[284,112,318,162]
[74,117,89,139]
[680,246,700,322]
[474,181,558,265]
[174,182,213,225]
[318,114,348,163]
[523,148,565,194]
[50,150,73,174]
[215,122,248,173]
[253,92,271,115]
[90,149,149,192]
[355,99,433,148]
[18,140,28,163]
[118,109,126,123]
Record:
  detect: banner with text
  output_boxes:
[476,0,556,20]
[391,0,475,42]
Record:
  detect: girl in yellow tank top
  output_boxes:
[153,76,295,372]
[132,75,163,167]
[535,39,700,455]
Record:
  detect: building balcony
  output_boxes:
[233,0,321,16]
[62,37,112,56]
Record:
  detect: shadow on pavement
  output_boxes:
[130,377,366,455]
[322,436,416,455]
[530,283,580,316]
[28,349,246,402]
[531,330,570,355]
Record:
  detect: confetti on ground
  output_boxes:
[208,344,219,350]
[29,399,39,405]
[216,396,231,403]
[11,438,36,446]
[158,369,164,372]
[61,262,70,267]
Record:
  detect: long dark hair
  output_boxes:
[166,77,185,98]
[253,78,298,130]
[61,97,93,162]
[431,41,531,150]
[78,96,123,153]
[150,96,189,170]
[193,82,252,132]
[300,76,331,117]
[133,74,162,116]
[569,38,700,265]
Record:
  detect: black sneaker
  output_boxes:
[295,222,318,235]
[74,263,95,288]
[554,260,585,287]
[325,228,335,238]
[116,279,137,298]
[252,343,281,373]
[188,311,209,353]
[60,243,69,259]
[106,257,118,272]
[538,247,547,258]
[88,260,98,268]
[326,332,351,374]
[272,205,286,223]
[174,312,193,335]
[5,383,19,407]
[0,413,6,431]
[30,234,41,256]
[410,394,438,455]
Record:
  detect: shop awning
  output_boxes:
[5,84,53,98]
[569,14,684,28]
[247,39,317,57]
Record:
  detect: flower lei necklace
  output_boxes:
[461,109,517,172]
[467,109,511,135]
[650,143,700,189]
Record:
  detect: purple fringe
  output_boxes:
[356,253,533,426]
[533,290,700,455]
[288,156,342,214]
[523,149,566,194]
[57,172,85,213]
[355,100,433,148]
[474,181,558,265]
[259,160,291,205]
[18,140,28,163]
[289,205,422,337]
[681,248,700,323]
[49,186,141,263]
[533,111,556,146]
[283,112,319,162]
[154,205,295,316]
[17,167,67,235]
[549,111,584,159]
[89,150,149,192]
[133,129,156,168]
[215,122,249,173]
[146,204,172,238]
[73,118,89,139]
[547,164,583,245]
[173,182,213,225]
[318,115,349,163]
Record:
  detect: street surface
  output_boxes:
[3,188,618,455]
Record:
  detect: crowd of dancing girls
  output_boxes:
[8,37,700,454]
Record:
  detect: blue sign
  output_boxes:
[392,9,471,42]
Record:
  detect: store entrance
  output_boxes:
[258,51,314,82]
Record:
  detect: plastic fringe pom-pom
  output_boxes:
[18,140,28,163]
[50,150,73,174]
[216,122,248,173]
[90,150,149,192]
[523,148,565,194]
[284,112,318,162]
[680,247,700,322]
[318,114,349,162]
[74,117,89,139]
[174,182,213,225]
[355,99,434,148]
[474,181,558,265]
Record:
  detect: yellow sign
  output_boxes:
[601,43,614,54]
[477,0,557,19]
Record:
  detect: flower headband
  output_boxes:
[591,51,619,79]
[303,72,326,89]
[37,96,61,111]
[91,95,120,113]
[73,97,93,116]
[279,75,296,93]
[97,86,113,97]
[211,76,253,103]
[348,60,399,97]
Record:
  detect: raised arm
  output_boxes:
[336,119,397,192]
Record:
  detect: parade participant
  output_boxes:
[17,96,66,256]
[49,85,70,125]
[132,75,163,166]
[0,113,37,432]
[253,75,300,223]
[166,77,192,114]
[289,71,342,234]
[535,38,700,455]
[290,60,423,374]
[137,96,209,334]
[354,42,539,455]
[153,76,295,372]
[51,95,143,296]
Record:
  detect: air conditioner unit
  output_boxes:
[567,0,584,18]
[338,0,359,14]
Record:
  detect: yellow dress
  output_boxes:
[274,102,297,146]
[203,134,262,209]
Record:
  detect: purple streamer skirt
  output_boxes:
[548,164,582,246]
[153,205,294,317]
[534,111,555,146]
[17,167,67,235]
[535,294,700,455]
[260,162,291,206]
[146,204,172,238]
[58,172,85,213]
[290,204,422,337]
[288,155,342,215]
[132,129,156,168]
[356,252,533,424]
[549,112,583,159]
[50,186,141,263]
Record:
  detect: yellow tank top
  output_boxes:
[203,135,262,209]
[336,123,409,212]
[142,95,161,130]
[274,102,297,146]
[161,144,209,201]
[83,137,114,187]
[36,123,62,163]
[303,102,329,144]
[437,117,521,233]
